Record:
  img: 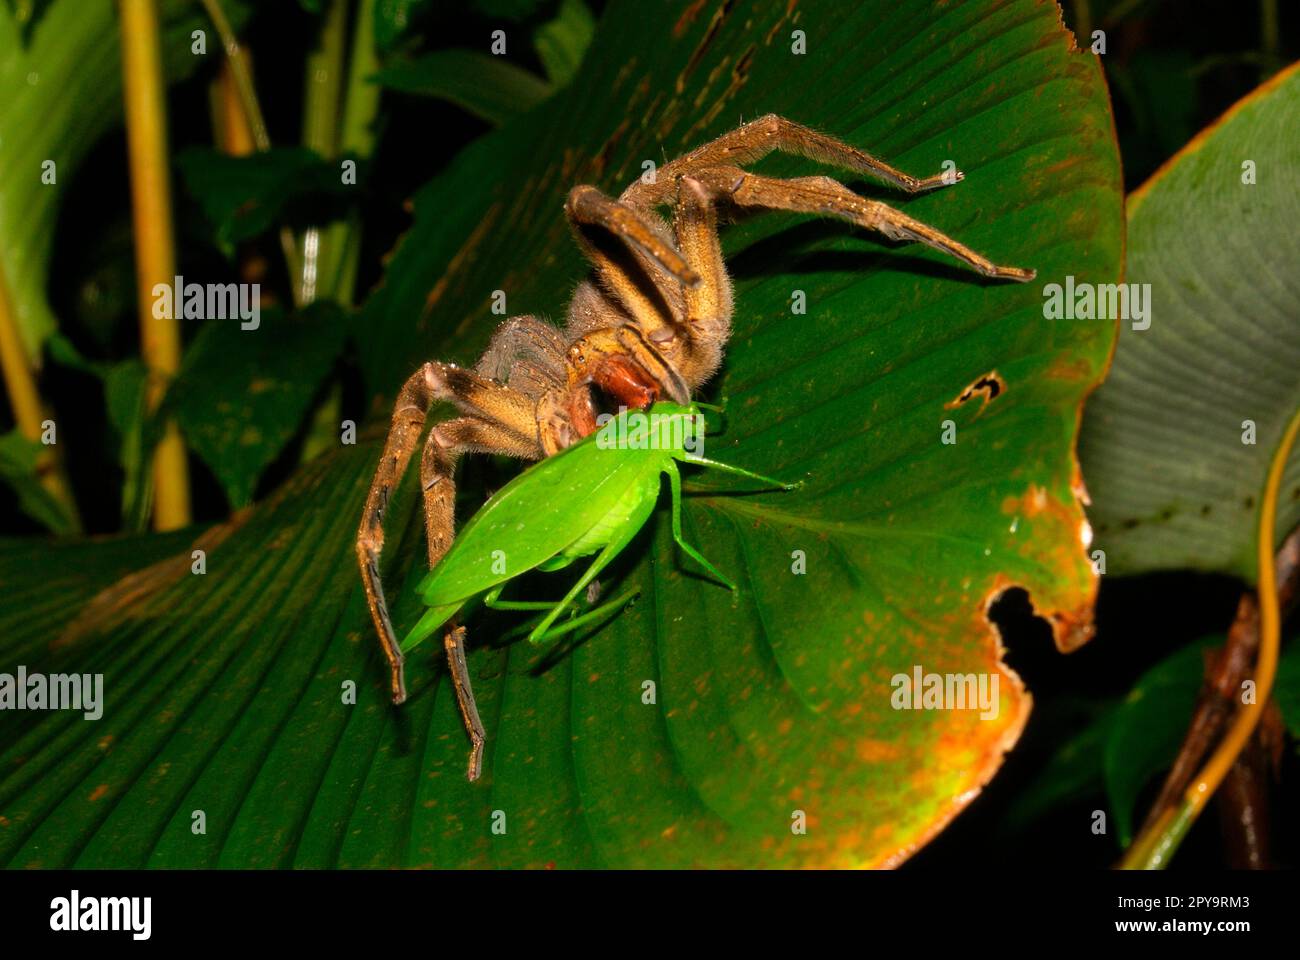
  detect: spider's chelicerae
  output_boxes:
[357,115,1034,779]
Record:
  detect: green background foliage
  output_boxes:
[1080,64,1300,580]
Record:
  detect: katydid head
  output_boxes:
[592,401,707,459]
[644,401,706,456]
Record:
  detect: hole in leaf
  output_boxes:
[946,371,1005,414]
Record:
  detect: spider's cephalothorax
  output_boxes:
[356,115,1035,780]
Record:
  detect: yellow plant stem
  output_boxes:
[119,0,191,530]
[200,0,303,306]
[1121,405,1300,868]
[213,60,256,156]
[0,269,42,436]
[0,256,79,528]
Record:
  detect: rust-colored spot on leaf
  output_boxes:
[422,202,502,326]
[675,0,735,93]
[672,0,709,38]
[1002,484,1050,518]
[765,0,800,45]
[686,44,757,140]
[56,514,249,650]
[855,738,903,763]
[591,116,631,180]
[1045,353,1094,382]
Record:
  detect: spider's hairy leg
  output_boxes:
[666,175,733,387]
[628,114,960,206]
[566,184,701,295]
[357,365,439,705]
[419,415,539,570]
[422,417,537,782]
[565,187,707,367]
[356,364,541,707]
[442,626,484,781]
[691,166,1036,281]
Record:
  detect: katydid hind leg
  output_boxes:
[528,588,640,645]
[486,580,630,621]
[483,584,559,612]
[526,523,645,644]
[667,461,738,592]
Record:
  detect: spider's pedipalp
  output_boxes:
[561,325,689,423]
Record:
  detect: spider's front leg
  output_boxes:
[687,166,1035,281]
[560,184,702,412]
[564,184,702,333]
[565,185,698,287]
[559,175,741,401]
[624,113,962,210]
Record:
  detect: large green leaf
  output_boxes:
[1079,63,1300,579]
[0,0,1121,867]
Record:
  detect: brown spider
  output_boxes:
[356,115,1035,780]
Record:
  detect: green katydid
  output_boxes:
[401,401,801,780]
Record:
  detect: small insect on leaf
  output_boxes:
[402,402,800,653]
[392,401,799,780]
